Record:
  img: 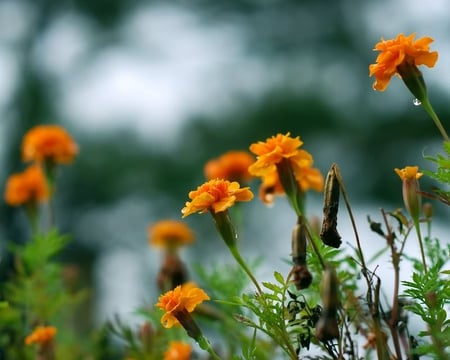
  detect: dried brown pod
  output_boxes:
[315,265,340,342]
[320,163,342,248]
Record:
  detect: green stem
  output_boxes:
[412,218,427,272]
[228,244,263,295]
[25,202,40,236]
[197,335,222,360]
[421,97,450,142]
[212,211,263,294]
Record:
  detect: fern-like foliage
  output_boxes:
[423,141,450,205]
[401,239,450,359]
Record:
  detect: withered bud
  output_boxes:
[157,253,188,293]
[315,266,340,342]
[315,312,340,342]
[291,217,308,265]
[320,164,342,248]
[291,264,312,290]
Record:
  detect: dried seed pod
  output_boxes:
[291,264,313,290]
[320,163,342,248]
[315,266,340,341]
[291,217,308,265]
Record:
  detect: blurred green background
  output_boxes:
[1,0,449,333]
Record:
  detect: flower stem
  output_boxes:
[413,218,427,272]
[197,335,222,360]
[212,211,263,294]
[228,244,263,295]
[421,97,450,142]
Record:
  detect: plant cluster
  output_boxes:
[1,33,449,360]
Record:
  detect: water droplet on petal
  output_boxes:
[413,98,422,106]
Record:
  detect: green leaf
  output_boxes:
[273,271,285,285]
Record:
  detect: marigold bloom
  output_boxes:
[258,171,285,204]
[155,282,210,328]
[4,165,50,206]
[369,33,438,92]
[25,326,57,346]
[164,341,192,360]
[248,133,323,204]
[181,179,253,217]
[148,220,194,248]
[204,151,255,183]
[394,166,423,221]
[22,125,78,164]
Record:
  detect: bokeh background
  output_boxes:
[1,0,449,339]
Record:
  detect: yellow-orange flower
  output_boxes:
[394,166,423,181]
[4,165,50,206]
[249,133,311,176]
[155,282,210,328]
[164,341,192,360]
[258,171,285,204]
[248,133,323,203]
[22,125,78,164]
[148,220,194,248]
[369,33,438,91]
[25,326,57,346]
[204,151,255,183]
[181,179,253,217]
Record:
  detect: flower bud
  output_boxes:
[394,166,423,222]
[423,202,433,219]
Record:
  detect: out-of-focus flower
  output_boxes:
[369,33,438,93]
[248,133,323,206]
[164,341,192,360]
[155,282,210,329]
[181,179,253,217]
[25,326,57,346]
[394,166,423,221]
[204,151,255,183]
[148,220,194,249]
[258,171,284,204]
[4,165,49,206]
[22,125,78,164]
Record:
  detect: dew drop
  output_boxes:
[413,98,422,106]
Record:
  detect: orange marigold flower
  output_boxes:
[155,282,210,328]
[25,326,57,346]
[249,133,312,176]
[248,133,323,203]
[181,179,253,217]
[258,171,284,204]
[369,33,438,92]
[148,220,194,248]
[22,125,78,164]
[204,151,255,183]
[164,341,192,360]
[4,165,50,206]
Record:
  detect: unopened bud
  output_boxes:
[394,166,423,222]
[423,202,433,219]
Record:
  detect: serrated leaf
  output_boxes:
[262,282,282,293]
[273,271,285,285]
